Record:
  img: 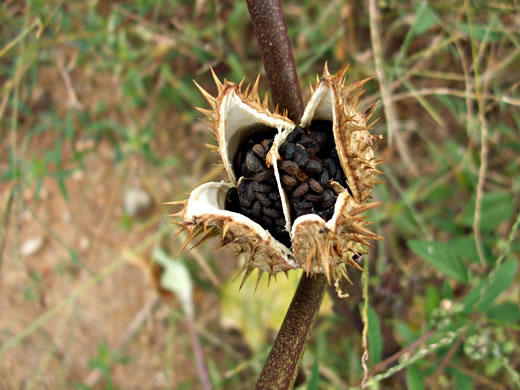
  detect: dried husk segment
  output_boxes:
[271,64,384,283]
[290,191,382,284]
[172,181,296,279]
[194,70,294,185]
[300,63,382,203]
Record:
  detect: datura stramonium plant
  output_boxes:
[171,64,383,288]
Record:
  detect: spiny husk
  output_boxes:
[194,69,294,185]
[171,64,383,287]
[300,63,382,203]
[290,190,382,284]
[171,182,296,281]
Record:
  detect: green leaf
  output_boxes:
[452,369,473,390]
[459,23,503,42]
[447,237,482,264]
[406,364,425,390]
[412,3,437,35]
[462,259,517,312]
[425,285,440,319]
[153,247,193,315]
[393,321,420,345]
[367,306,383,366]
[409,240,469,283]
[306,356,319,390]
[485,302,520,323]
[459,191,515,232]
[479,259,517,311]
[307,330,325,390]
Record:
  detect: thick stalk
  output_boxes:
[246,0,304,122]
[246,1,326,388]
[256,274,326,389]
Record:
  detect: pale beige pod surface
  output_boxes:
[171,64,383,286]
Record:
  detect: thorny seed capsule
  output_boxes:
[174,64,383,287]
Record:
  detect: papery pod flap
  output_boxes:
[291,191,382,283]
[173,182,297,279]
[194,71,295,184]
[300,64,382,203]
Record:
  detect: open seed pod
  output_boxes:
[171,64,383,287]
[171,182,296,284]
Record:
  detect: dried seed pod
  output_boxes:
[300,63,382,203]
[172,65,383,286]
[172,182,296,277]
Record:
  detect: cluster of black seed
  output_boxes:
[279,120,348,222]
[226,128,291,247]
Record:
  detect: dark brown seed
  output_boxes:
[275,218,286,226]
[310,130,327,146]
[295,200,313,209]
[304,160,322,175]
[245,181,255,201]
[295,209,310,218]
[293,148,309,167]
[281,174,297,187]
[306,143,320,156]
[322,189,336,208]
[254,183,272,193]
[239,196,251,208]
[305,194,322,202]
[318,170,329,186]
[253,169,273,182]
[241,161,251,176]
[280,142,296,159]
[299,135,314,145]
[238,179,247,194]
[246,152,265,173]
[263,207,280,218]
[252,143,266,158]
[323,159,336,176]
[279,160,299,176]
[292,182,309,198]
[287,126,304,143]
[268,191,281,201]
[252,201,262,217]
[308,178,323,194]
[262,138,272,151]
[256,192,271,207]
[261,216,273,227]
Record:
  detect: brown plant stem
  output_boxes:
[246,1,326,388]
[256,274,327,390]
[246,0,304,122]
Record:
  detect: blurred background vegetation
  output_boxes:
[1,0,519,389]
